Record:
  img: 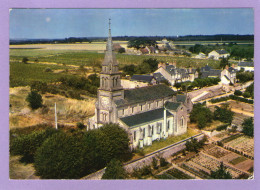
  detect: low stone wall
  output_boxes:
[82,133,204,179]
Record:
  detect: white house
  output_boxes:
[208,49,230,60]
[236,62,254,72]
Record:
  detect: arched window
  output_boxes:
[181,116,185,128]
[102,77,104,87]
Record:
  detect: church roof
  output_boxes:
[131,75,154,83]
[216,49,229,55]
[165,102,181,111]
[176,94,186,103]
[119,108,173,128]
[114,84,176,107]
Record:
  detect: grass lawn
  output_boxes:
[229,156,247,165]
[142,128,199,155]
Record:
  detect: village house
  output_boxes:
[153,62,199,86]
[121,75,156,89]
[200,65,236,85]
[88,22,192,149]
[236,62,254,72]
[208,49,230,60]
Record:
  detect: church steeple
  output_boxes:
[99,19,122,91]
[102,18,118,69]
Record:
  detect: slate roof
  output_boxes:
[176,94,186,103]
[131,75,154,83]
[119,108,173,128]
[114,84,176,107]
[238,62,254,67]
[201,69,221,78]
[153,72,166,82]
[165,101,181,111]
[201,65,212,72]
[216,49,229,54]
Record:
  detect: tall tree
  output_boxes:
[102,159,126,179]
[242,117,254,137]
[210,162,232,179]
[26,91,43,110]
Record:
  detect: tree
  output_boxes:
[234,90,243,96]
[30,81,48,94]
[102,159,126,179]
[22,57,29,64]
[190,103,213,129]
[210,162,232,179]
[242,117,254,137]
[26,91,43,110]
[213,104,234,124]
[34,133,84,179]
[127,38,157,50]
[219,57,230,69]
[118,47,126,53]
[10,128,59,163]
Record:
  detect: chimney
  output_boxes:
[158,62,166,69]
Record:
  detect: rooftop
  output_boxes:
[131,75,154,83]
[216,49,229,54]
[120,108,173,128]
[114,84,176,107]
[165,101,181,111]
[176,94,186,103]
[238,62,254,67]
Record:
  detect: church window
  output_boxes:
[122,109,124,115]
[143,128,145,138]
[134,131,136,141]
[156,101,159,107]
[181,116,184,128]
[132,107,134,113]
[167,120,170,132]
[152,125,154,135]
[115,77,118,85]
[141,105,143,111]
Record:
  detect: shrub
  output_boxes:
[34,133,84,179]
[152,157,158,170]
[22,57,29,64]
[44,67,52,72]
[102,159,126,179]
[10,128,59,163]
[26,91,43,110]
[118,47,126,54]
[159,157,169,167]
[242,92,250,98]
[242,117,254,137]
[76,122,85,130]
[234,90,243,96]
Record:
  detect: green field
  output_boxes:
[10,61,73,87]
[10,48,220,70]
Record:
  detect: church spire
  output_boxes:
[102,18,118,67]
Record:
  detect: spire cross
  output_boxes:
[109,18,111,30]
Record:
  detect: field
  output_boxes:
[9,86,96,129]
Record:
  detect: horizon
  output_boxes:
[10,9,254,39]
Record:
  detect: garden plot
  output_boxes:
[224,136,254,157]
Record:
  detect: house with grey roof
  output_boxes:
[208,49,230,60]
[237,62,254,72]
[88,21,190,149]
[153,62,199,86]
[200,65,236,85]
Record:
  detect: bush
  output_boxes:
[242,117,254,137]
[26,91,43,110]
[118,47,126,54]
[152,157,158,170]
[76,122,85,130]
[216,124,229,131]
[10,128,59,163]
[234,90,243,96]
[44,67,52,72]
[242,92,250,98]
[34,133,84,179]
[102,159,126,179]
[159,157,169,167]
[22,57,29,64]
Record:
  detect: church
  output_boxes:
[88,20,192,149]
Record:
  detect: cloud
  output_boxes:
[46,17,51,22]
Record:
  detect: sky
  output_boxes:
[9,8,254,39]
